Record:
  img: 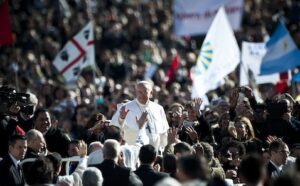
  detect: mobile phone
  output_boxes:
[183,120,193,128]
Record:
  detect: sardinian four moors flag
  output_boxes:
[53,22,95,83]
[191,7,240,98]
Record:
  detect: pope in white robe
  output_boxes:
[110,81,169,150]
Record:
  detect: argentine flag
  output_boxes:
[260,21,300,75]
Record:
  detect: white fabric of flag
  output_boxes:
[191,7,240,98]
[240,41,282,85]
[53,22,95,82]
[173,0,244,36]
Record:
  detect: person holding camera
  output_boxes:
[0,86,36,157]
[0,101,26,158]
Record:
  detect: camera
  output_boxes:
[238,87,245,92]
[0,86,33,115]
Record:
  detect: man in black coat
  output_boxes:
[266,139,289,180]
[93,139,142,186]
[135,145,168,186]
[33,108,70,157]
[0,134,27,186]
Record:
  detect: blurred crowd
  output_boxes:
[1,0,300,186]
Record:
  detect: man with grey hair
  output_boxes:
[93,139,142,186]
[82,167,103,186]
[23,129,47,183]
[25,129,47,158]
[111,81,169,150]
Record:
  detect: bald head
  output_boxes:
[26,129,45,153]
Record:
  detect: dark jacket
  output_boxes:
[17,115,34,133]
[94,159,142,186]
[134,164,168,186]
[261,117,298,146]
[267,161,280,180]
[0,116,21,157]
[23,148,39,183]
[0,155,25,186]
[44,127,70,157]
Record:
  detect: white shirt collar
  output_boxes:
[135,99,150,108]
[9,153,20,167]
[270,160,282,171]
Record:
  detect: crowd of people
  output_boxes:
[1,0,300,186]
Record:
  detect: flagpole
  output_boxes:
[85,0,98,112]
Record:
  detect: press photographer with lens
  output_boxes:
[0,86,35,157]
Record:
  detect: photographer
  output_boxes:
[0,86,29,157]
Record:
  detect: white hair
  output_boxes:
[155,177,181,186]
[26,129,44,147]
[103,139,121,159]
[82,167,103,186]
[88,141,103,154]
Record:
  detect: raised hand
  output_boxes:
[9,102,21,114]
[118,151,125,167]
[185,127,199,143]
[229,88,239,109]
[266,135,277,145]
[78,140,87,157]
[120,106,130,119]
[167,127,179,145]
[193,98,203,116]
[136,111,148,129]
[89,120,105,134]
[153,163,161,172]
[242,86,254,99]
[193,143,204,156]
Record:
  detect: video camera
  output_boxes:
[0,86,34,115]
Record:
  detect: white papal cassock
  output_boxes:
[111,99,169,150]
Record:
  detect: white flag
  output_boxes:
[191,7,240,98]
[173,0,244,36]
[53,22,95,82]
[240,41,283,86]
